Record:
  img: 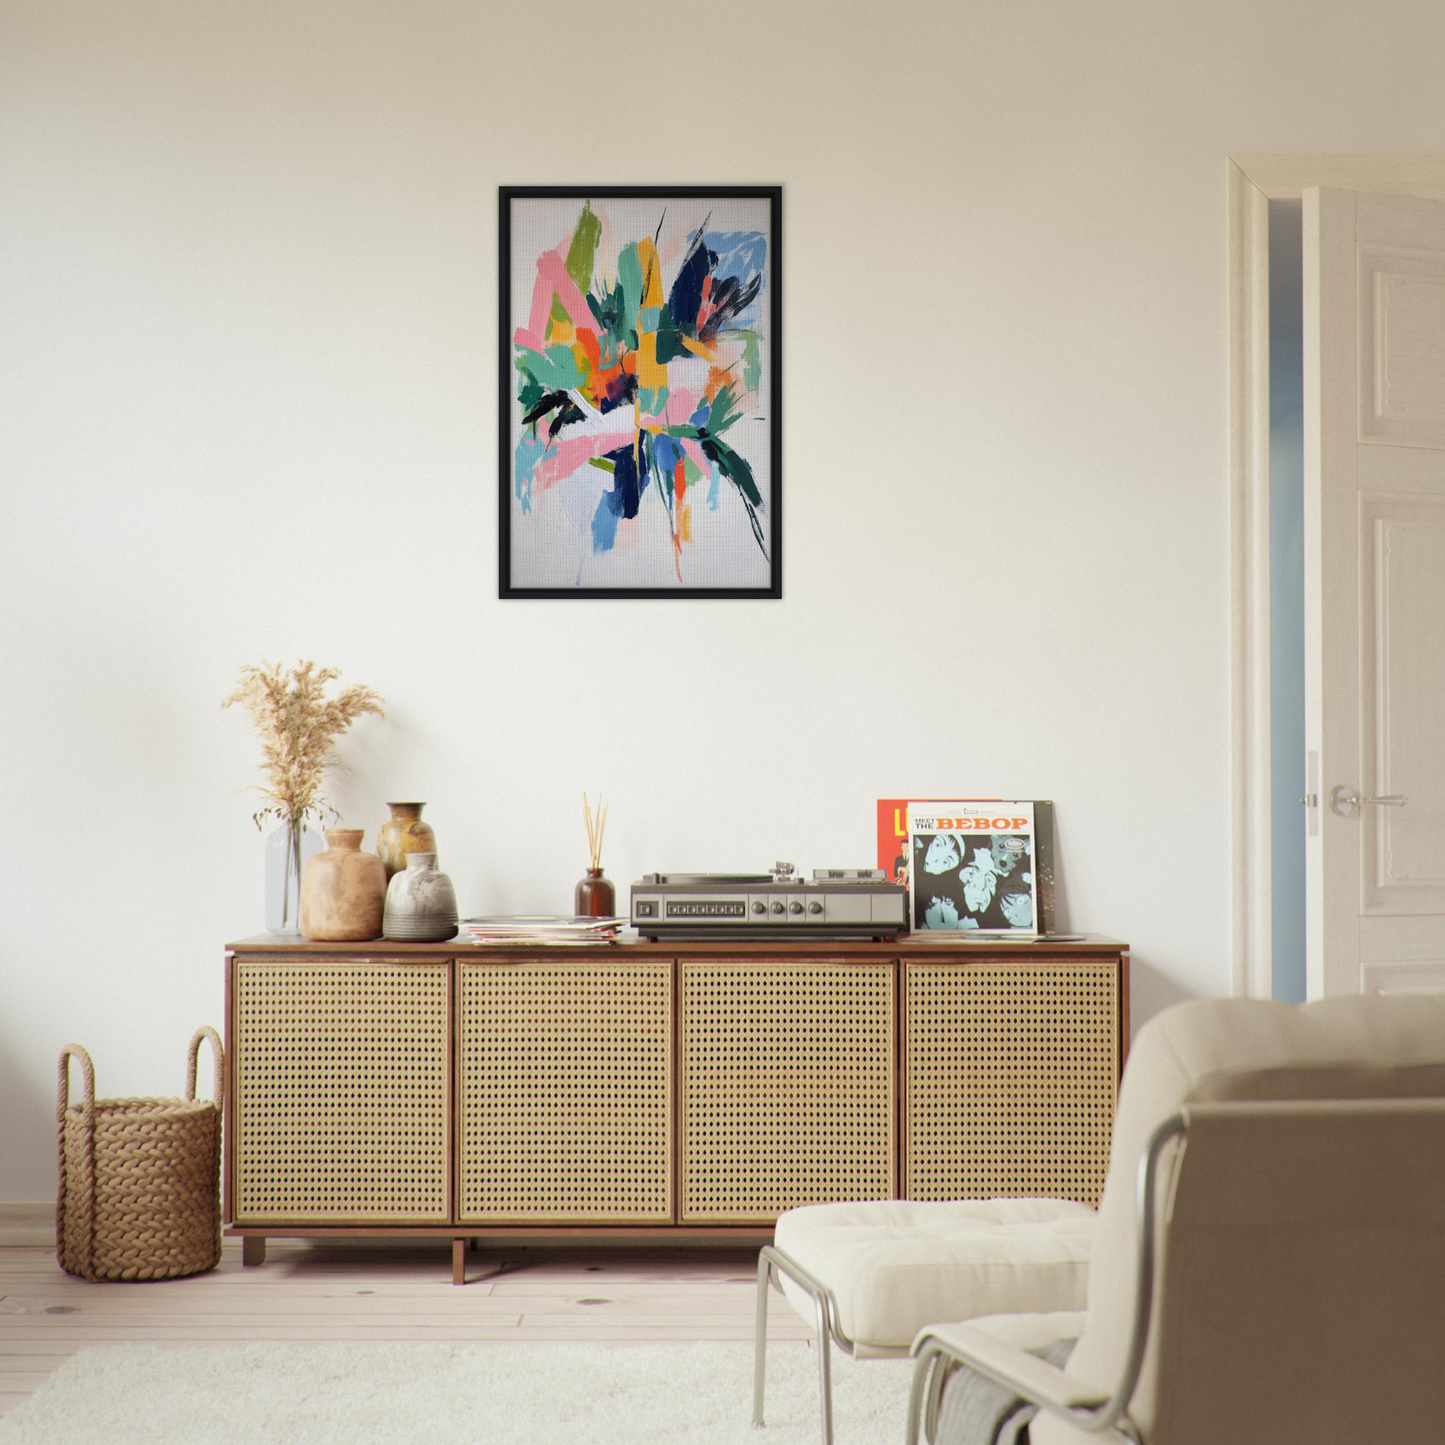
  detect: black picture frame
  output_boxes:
[499,185,782,599]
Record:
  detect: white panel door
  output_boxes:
[1305,187,1445,996]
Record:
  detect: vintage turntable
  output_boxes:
[630,863,906,940]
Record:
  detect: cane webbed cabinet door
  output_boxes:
[904,958,1119,1206]
[232,958,451,1224]
[679,957,896,1222]
[457,958,674,1223]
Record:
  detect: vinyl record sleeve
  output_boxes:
[877,798,1055,933]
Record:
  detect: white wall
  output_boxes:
[3,0,1442,1200]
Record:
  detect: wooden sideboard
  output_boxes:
[224,935,1129,1281]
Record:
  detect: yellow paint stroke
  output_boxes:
[679,503,693,543]
[637,238,664,308]
[633,239,667,472]
[681,335,720,364]
[637,329,667,395]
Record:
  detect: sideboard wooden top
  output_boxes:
[228,932,1127,958]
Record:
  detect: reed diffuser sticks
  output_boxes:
[583,792,608,871]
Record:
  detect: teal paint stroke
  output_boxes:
[616,243,643,341]
[516,344,584,393]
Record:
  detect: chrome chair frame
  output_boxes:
[753,1243,874,1445]
[904,1114,1186,1445]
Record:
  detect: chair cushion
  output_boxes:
[772,1198,1096,1354]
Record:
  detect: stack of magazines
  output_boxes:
[458,915,626,946]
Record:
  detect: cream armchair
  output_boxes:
[907,993,1445,1445]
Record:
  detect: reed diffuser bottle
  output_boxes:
[575,792,616,917]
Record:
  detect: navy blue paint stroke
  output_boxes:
[595,368,638,416]
[667,224,715,333]
[699,273,763,342]
[590,432,653,554]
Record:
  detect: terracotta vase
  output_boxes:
[574,867,616,918]
[299,829,385,941]
[383,853,459,942]
[376,802,438,881]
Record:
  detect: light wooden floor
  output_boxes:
[0,1239,811,1416]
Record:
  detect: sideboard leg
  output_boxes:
[452,1237,465,1285]
[241,1236,266,1268]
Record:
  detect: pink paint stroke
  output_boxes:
[534,430,636,494]
[514,248,596,352]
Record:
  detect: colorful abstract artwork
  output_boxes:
[499,187,781,597]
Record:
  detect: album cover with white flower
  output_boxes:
[898,800,1056,935]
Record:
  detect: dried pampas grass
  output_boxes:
[223,660,385,828]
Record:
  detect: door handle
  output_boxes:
[1329,786,1408,816]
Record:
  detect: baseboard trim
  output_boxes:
[0,1201,54,1247]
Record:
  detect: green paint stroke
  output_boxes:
[700,434,766,557]
[654,304,684,365]
[705,435,761,507]
[588,456,616,473]
[587,283,627,352]
[740,330,761,394]
[515,367,547,415]
[565,201,602,294]
[706,380,744,437]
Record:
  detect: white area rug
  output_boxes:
[0,1341,914,1444]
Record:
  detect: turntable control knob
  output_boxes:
[808,901,823,915]
[752,901,766,914]
[789,901,804,915]
[770,901,785,915]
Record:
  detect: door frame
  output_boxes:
[1227,156,1445,998]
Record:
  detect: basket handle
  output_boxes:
[57,1043,95,1125]
[185,1026,225,1108]
[56,1043,98,1277]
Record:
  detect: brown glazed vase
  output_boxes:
[376,802,438,881]
[299,829,386,941]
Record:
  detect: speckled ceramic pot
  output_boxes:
[376,802,438,881]
[299,829,385,941]
[383,853,458,942]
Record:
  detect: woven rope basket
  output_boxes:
[56,1027,224,1282]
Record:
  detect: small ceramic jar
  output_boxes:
[383,853,459,942]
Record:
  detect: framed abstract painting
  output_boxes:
[499,186,782,598]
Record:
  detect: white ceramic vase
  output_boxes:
[382,853,458,942]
